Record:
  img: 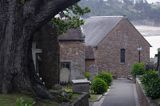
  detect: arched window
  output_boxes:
[120,48,125,63]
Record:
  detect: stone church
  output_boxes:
[83,16,151,78]
[31,16,151,87]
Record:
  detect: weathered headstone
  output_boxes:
[72,79,91,93]
[60,68,70,83]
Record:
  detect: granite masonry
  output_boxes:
[83,16,151,78]
[59,28,86,81]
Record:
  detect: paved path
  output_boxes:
[101,79,139,106]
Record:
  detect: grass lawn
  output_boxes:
[0,93,59,106]
[35,100,59,106]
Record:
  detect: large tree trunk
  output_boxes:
[0,0,79,99]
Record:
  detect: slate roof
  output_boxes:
[58,28,84,41]
[82,16,123,46]
[85,46,95,60]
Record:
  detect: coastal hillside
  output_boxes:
[79,0,160,26]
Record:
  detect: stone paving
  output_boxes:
[92,78,139,106]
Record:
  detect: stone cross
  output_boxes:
[32,42,42,72]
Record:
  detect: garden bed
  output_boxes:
[136,78,160,106]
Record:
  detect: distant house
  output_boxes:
[83,16,151,77]
[59,28,85,82]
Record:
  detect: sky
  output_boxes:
[135,25,160,58]
[147,0,160,3]
[145,36,160,58]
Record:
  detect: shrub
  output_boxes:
[141,70,160,99]
[84,71,90,80]
[91,78,108,94]
[141,70,158,85]
[144,78,160,99]
[95,71,112,85]
[131,63,145,77]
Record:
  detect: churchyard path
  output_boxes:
[101,79,139,106]
[92,78,140,106]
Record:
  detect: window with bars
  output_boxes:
[120,49,125,63]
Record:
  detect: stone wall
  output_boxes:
[136,78,159,106]
[85,59,98,80]
[61,93,89,106]
[72,93,89,106]
[95,19,150,77]
[85,59,95,71]
[60,41,85,80]
[136,79,150,106]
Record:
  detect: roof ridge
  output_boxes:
[83,16,123,46]
[89,16,124,18]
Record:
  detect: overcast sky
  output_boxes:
[147,0,159,3]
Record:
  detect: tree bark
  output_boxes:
[0,0,80,99]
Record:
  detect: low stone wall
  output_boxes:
[72,92,89,106]
[61,92,89,106]
[136,78,159,106]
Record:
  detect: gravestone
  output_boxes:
[72,79,91,93]
[60,68,70,83]
[88,65,98,80]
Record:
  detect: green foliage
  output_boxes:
[141,70,160,99]
[63,85,73,100]
[95,71,112,85]
[51,4,90,34]
[131,63,145,77]
[141,70,158,85]
[144,78,160,99]
[68,4,90,16]
[84,72,90,80]
[16,97,35,106]
[91,78,108,94]
[64,85,73,93]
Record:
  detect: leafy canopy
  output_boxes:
[51,4,90,34]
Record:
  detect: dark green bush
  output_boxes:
[131,63,145,77]
[141,70,158,85]
[91,78,108,94]
[141,70,160,99]
[95,71,112,85]
[144,78,160,99]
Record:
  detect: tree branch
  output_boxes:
[24,0,80,33]
[23,0,43,19]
